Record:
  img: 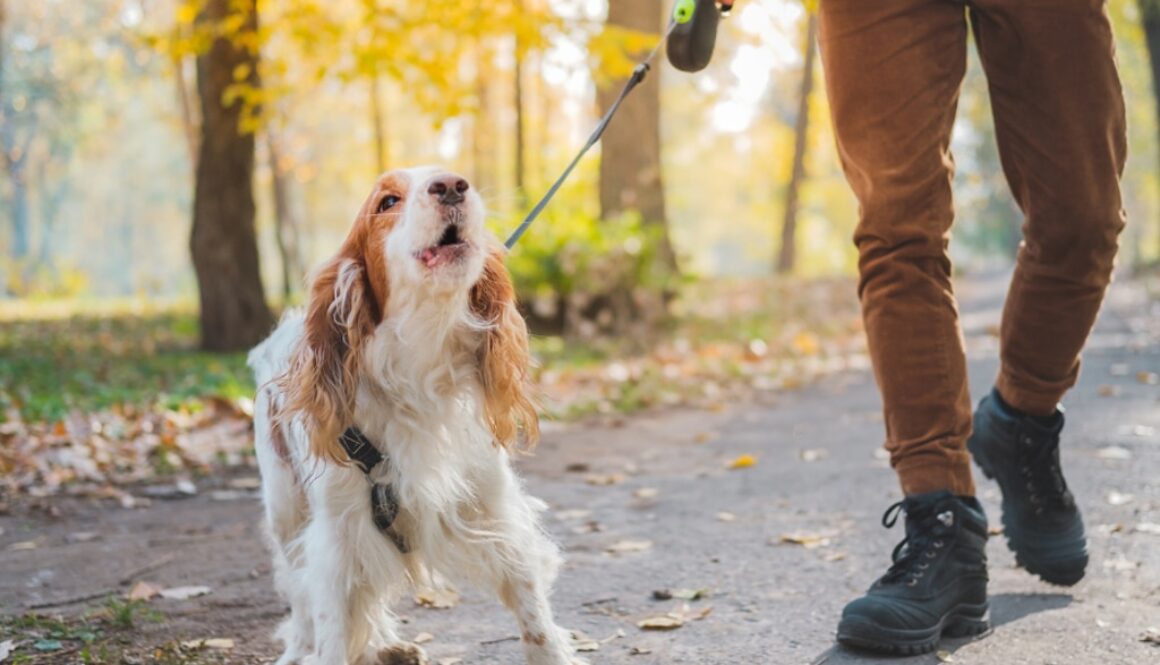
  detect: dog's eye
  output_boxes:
[377,195,400,213]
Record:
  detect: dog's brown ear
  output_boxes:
[471,247,540,450]
[280,248,382,464]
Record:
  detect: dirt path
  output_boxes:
[3,276,1159,664]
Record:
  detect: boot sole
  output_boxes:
[969,440,1088,587]
[836,602,991,655]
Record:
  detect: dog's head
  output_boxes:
[279,167,538,462]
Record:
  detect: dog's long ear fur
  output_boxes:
[472,247,540,450]
[280,239,383,465]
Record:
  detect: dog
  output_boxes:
[248,167,585,665]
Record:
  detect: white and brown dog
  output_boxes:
[248,167,585,665]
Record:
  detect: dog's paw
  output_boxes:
[372,643,429,665]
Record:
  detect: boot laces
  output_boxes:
[879,500,955,586]
[1017,429,1074,514]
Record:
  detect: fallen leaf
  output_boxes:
[413,632,434,644]
[585,473,626,486]
[572,520,603,534]
[571,631,600,652]
[629,646,653,655]
[7,541,37,551]
[1137,371,1158,385]
[1132,425,1156,437]
[637,615,684,630]
[1097,446,1132,460]
[716,512,736,522]
[799,448,829,462]
[778,533,832,549]
[159,586,212,600]
[792,332,820,357]
[693,432,717,444]
[652,588,710,601]
[415,588,460,609]
[1141,628,1160,645]
[727,454,757,470]
[633,488,659,500]
[228,476,261,490]
[1135,523,1160,535]
[988,526,1005,536]
[936,650,954,663]
[824,552,848,562]
[1107,490,1134,506]
[127,581,162,601]
[607,540,653,554]
[67,531,100,544]
[1097,384,1121,397]
[565,462,591,473]
[34,639,62,651]
[181,638,234,650]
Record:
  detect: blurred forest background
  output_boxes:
[3,0,1160,476]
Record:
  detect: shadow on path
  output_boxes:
[806,592,1073,665]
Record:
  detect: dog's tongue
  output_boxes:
[420,246,454,268]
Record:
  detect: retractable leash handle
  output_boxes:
[503,0,729,250]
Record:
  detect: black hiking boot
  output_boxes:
[836,491,990,655]
[967,389,1087,586]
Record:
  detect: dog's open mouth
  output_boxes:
[418,224,468,269]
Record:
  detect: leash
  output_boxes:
[339,427,410,552]
[503,20,678,250]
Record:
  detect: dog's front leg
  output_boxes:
[498,572,585,665]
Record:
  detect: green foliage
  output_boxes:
[0,311,252,423]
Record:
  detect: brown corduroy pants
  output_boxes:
[817,0,1127,496]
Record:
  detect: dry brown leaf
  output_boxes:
[413,632,434,645]
[824,552,848,563]
[778,533,832,549]
[936,650,954,663]
[633,487,660,500]
[629,646,653,655]
[415,588,460,609]
[7,540,37,551]
[716,512,737,522]
[638,615,684,631]
[1137,372,1158,385]
[607,540,653,554]
[1140,627,1160,644]
[585,473,626,486]
[182,638,234,650]
[1097,384,1121,397]
[127,581,162,601]
[693,432,717,444]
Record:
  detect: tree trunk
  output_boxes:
[267,130,302,301]
[173,53,199,170]
[472,43,495,197]
[1140,0,1160,264]
[191,0,272,351]
[777,11,818,275]
[598,0,676,273]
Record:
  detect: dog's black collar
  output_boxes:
[339,427,385,474]
[338,427,409,553]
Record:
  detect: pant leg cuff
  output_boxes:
[894,458,976,497]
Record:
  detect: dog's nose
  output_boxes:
[428,175,470,206]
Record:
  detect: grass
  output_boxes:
[0,278,864,425]
[0,311,252,423]
[2,597,169,664]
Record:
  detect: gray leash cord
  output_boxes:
[504,22,676,250]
